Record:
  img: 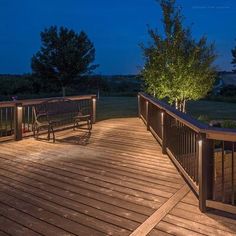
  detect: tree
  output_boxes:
[31,26,98,96]
[141,0,217,112]
[231,43,236,72]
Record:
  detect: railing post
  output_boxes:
[14,103,23,141]
[197,133,214,212]
[92,96,96,124]
[162,110,167,154]
[146,100,149,130]
[137,94,141,118]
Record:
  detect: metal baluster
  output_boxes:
[27,106,30,131]
[189,130,193,178]
[195,133,199,184]
[10,107,13,135]
[192,133,195,182]
[212,140,216,201]
[23,106,26,133]
[185,127,188,172]
[5,107,8,136]
[222,141,225,202]
[232,142,235,205]
[181,124,184,164]
[183,126,186,170]
[186,129,190,175]
[0,108,2,137]
[32,107,34,132]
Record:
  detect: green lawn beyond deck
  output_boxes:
[97,96,236,122]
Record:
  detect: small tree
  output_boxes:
[141,0,217,112]
[231,43,236,72]
[31,26,98,96]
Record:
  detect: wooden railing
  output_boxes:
[138,92,236,214]
[0,94,97,141]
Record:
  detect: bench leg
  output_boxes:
[33,124,40,140]
[73,120,78,130]
[36,127,40,140]
[33,123,36,137]
[47,126,50,141]
[51,126,55,143]
[74,120,80,130]
[87,119,92,131]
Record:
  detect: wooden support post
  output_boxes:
[14,103,23,141]
[146,100,149,130]
[162,110,167,154]
[137,94,141,118]
[92,97,96,124]
[198,133,214,212]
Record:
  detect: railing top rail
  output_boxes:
[139,92,236,141]
[0,94,97,108]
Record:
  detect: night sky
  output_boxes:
[1,0,236,75]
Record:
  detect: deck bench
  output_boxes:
[33,98,92,142]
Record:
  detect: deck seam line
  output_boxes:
[129,184,190,236]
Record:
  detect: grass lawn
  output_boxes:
[97,97,137,121]
[96,96,236,122]
[187,100,236,121]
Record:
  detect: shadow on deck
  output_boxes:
[0,118,235,235]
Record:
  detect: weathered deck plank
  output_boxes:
[0,118,235,235]
[150,188,236,236]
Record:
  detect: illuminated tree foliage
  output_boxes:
[141,0,217,112]
[31,26,97,96]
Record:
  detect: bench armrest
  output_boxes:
[35,112,48,121]
[79,107,91,115]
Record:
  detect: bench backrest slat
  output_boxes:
[34,98,80,122]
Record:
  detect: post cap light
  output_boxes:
[16,103,23,110]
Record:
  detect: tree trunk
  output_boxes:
[175,99,179,110]
[178,100,186,113]
[175,99,186,113]
[182,99,186,113]
[153,87,156,97]
[62,87,66,97]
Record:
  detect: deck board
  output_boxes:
[0,117,235,235]
[150,187,236,236]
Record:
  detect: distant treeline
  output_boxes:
[0,74,143,101]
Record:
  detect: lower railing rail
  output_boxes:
[138,92,236,215]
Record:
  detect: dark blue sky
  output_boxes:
[1,0,236,75]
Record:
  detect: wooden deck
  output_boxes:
[0,118,235,235]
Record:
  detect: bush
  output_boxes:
[221,120,236,129]
[197,115,209,123]
[220,85,236,97]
